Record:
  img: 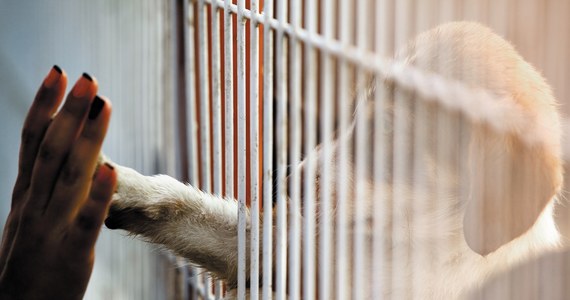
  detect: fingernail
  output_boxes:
[72,73,93,98]
[93,162,114,181]
[43,65,62,88]
[82,72,93,81]
[88,95,105,120]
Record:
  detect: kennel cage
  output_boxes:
[179,0,570,299]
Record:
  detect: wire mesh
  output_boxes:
[183,0,570,299]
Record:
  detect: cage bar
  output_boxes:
[318,0,335,298]
[274,0,289,298]
[352,0,373,297]
[287,0,302,297]
[223,0,234,200]
[236,0,248,298]
[248,0,261,299]
[181,1,570,299]
[302,0,317,298]
[261,0,275,298]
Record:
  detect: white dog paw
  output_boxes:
[104,165,180,233]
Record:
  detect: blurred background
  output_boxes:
[0,0,183,299]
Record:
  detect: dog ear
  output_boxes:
[463,125,562,256]
[395,21,563,255]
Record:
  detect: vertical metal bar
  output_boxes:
[183,0,201,296]
[336,1,352,299]
[209,0,226,297]
[183,1,199,186]
[303,0,317,298]
[335,0,351,298]
[141,0,150,176]
[223,4,235,297]
[211,0,222,198]
[288,0,302,298]
[137,2,145,295]
[197,0,213,297]
[198,0,212,192]
[249,0,261,298]
[236,0,247,298]
[392,1,412,299]
[275,0,288,298]
[335,84,350,299]
[319,0,335,298]
[353,0,370,297]
[224,0,234,202]
[372,0,393,296]
[171,0,191,299]
[261,0,275,297]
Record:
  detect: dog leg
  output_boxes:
[102,158,254,289]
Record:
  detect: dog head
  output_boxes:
[397,21,563,255]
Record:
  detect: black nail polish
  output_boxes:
[82,72,93,82]
[104,162,115,170]
[53,65,62,74]
[88,96,105,120]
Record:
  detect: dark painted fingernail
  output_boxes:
[88,95,105,119]
[104,162,114,170]
[82,72,93,82]
[72,74,93,97]
[53,65,62,74]
[44,66,62,88]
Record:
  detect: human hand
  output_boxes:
[0,66,116,300]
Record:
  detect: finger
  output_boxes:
[12,66,67,205]
[46,96,112,220]
[67,162,116,255]
[27,73,98,214]
[2,66,67,274]
[0,211,22,273]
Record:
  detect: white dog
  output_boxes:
[101,22,563,299]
